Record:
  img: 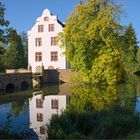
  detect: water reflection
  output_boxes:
[0,101,35,139]
[29,90,69,140]
[66,84,137,112]
[47,84,140,139]
[0,82,140,139]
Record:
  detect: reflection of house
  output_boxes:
[28,9,66,73]
[29,91,68,140]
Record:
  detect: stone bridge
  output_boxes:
[0,73,32,91]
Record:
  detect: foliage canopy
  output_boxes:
[63,0,139,85]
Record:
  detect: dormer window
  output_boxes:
[44,16,49,21]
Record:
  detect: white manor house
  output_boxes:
[28,9,67,73]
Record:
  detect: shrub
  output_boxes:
[47,108,140,139]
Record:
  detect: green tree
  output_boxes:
[0,43,6,71]
[0,2,9,71]
[123,23,139,73]
[137,47,140,70]
[64,0,125,85]
[0,2,9,43]
[5,30,25,69]
[20,31,28,68]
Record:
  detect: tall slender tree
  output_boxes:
[20,31,28,68]
[0,2,9,71]
[0,2,9,44]
[123,23,139,72]
[5,30,25,69]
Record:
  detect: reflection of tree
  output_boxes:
[67,86,118,112]
[67,84,137,112]
[0,111,34,139]
[11,101,23,117]
[117,82,137,111]
[48,83,139,139]
[0,112,13,138]
[22,100,29,115]
[11,100,28,117]
[2,111,13,132]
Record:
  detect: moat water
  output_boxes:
[0,81,140,139]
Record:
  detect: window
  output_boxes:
[51,52,58,61]
[44,16,49,21]
[40,126,45,134]
[35,52,42,62]
[51,37,57,46]
[37,113,43,122]
[36,99,43,108]
[38,25,44,32]
[48,24,54,32]
[35,38,42,46]
[51,99,58,109]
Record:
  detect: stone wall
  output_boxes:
[42,69,74,83]
[58,69,74,82]
[6,69,29,74]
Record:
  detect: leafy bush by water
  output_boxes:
[47,108,140,139]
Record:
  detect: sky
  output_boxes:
[1,0,140,42]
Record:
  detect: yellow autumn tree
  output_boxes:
[64,0,126,85]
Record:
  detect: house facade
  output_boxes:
[29,91,68,139]
[28,9,66,73]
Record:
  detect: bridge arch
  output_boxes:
[5,83,15,92]
[20,81,29,90]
